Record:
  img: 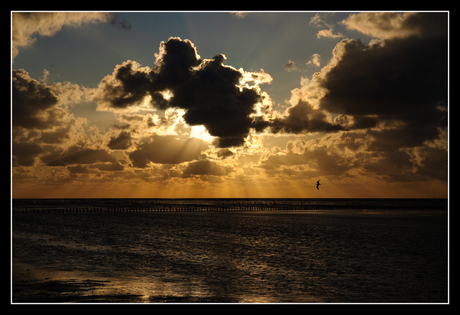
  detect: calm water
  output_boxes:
[13,207,448,303]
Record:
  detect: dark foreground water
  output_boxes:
[13,201,448,303]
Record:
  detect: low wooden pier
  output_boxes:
[13,198,447,214]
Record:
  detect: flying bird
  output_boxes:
[316,180,321,190]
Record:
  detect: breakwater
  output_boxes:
[13,198,447,214]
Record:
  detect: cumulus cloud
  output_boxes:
[12,69,89,132]
[95,37,350,145]
[12,12,130,59]
[96,60,154,111]
[340,12,447,40]
[95,37,272,148]
[13,69,61,129]
[12,69,91,167]
[257,12,448,183]
[289,13,447,144]
[13,69,89,129]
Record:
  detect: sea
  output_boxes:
[12,198,448,303]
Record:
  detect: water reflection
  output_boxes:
[13,211,448,302]
[14,261,211,303]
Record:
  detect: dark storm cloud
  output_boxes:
[269,101,345,134]
[254,12,447,149]
[128,134,209,168]
[276,12,448,183]
[37,126,71,144]
[366,128,440,152]
[41,145,116,166]
[416,146,448,181]
[108,131,132,150]
[98,61,152,109]
[362,150,417,182]
[182,160,233,176]
[12,141,44,166]
[178,54,261,148]
[361,146,447,182]
[256,12,447,187]
[96,37,268,147]
[320,36,447,123]
[316,13,447,151]
[13,69,61,130]
[12,69,83,168]
[260,17,448,185]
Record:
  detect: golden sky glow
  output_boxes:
[12,12,448,198]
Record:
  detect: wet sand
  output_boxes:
[13,207,448,303]
[13,262,145,303]
[13,261,231,303]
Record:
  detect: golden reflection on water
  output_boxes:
[14,209,447,303]
[15,260,321,303]
[14,261,225,302]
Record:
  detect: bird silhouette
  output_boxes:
[316,180,321,190]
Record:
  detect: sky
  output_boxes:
[11,11,448,198]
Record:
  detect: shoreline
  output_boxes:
[13,208,448,303]
[12,261,145,303]
[12,261,232,303]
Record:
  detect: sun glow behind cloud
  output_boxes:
[12,12,448,198]
[190,125,214,143]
